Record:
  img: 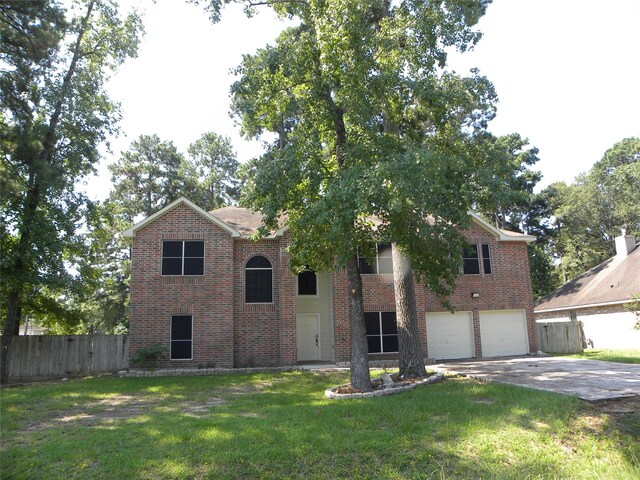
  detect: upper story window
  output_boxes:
[463,243,492,275]
[365,312,398,353]
[245,256,273,303]
[297,271,317,296]
[358,243,393,274]
[162,241,204,276]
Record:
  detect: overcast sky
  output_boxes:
[84,0,640,200]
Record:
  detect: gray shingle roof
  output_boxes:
[535,243,640,312]
[209,206,265,236]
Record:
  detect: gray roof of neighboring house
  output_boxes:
[535,243,640,312]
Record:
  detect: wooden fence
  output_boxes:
[7,335,129,380]
[536,322,584,354]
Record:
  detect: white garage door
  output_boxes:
[479,310,529,357]
[426,312,475,360]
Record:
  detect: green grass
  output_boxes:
[558,349,640,364]
[2,371,638,479]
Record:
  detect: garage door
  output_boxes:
[479,310,529,357]
[426,311,475,360]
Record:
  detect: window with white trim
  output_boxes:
[245,256,273,303]
[365,312,398,353]
[170,315,192,360]
[358,243,393,274]
[162,241,204,275]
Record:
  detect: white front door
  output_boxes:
[296,314,320,361]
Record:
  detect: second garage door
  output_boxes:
[426,311,475,360]
[479,310,529,357]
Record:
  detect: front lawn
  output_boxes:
[559,349,640,364]
[2,371,638,479]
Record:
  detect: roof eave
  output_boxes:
[534,298,634,313]
[236,225,289,240]
[468,212,536,243]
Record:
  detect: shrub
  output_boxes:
[130,343,167,368]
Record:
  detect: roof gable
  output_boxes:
[468,212,536,243]
[122,197,241,238]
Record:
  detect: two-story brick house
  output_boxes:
[124,197,537,369]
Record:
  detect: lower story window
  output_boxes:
[365,312,398,353]
[171,315,192,360]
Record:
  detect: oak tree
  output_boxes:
[227,0,496,388]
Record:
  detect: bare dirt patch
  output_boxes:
[589,396,640,415]
[587,396,640,437]
[555,396,640,450]
[17,384,266,434]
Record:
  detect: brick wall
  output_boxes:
[277,231,297,365]
[331,221,537,362]
[233,239,282,367]
[129,203,235,368]
[129,206,536,368]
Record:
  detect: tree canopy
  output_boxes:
[108,134,197,220]
[225,0,497,389]
[188,132,240,210]
[0,0,143,383]
[546,137,640,282]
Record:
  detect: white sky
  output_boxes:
[84,0,640,200]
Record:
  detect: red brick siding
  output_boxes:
[233,239,282,367]
[331,222,537,362]
[332,268,351,362]
[419,224,537,356]
[277,232,298,365]
[130,209,537,368]
[129,204,235,368]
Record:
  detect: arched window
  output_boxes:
[245,256,273,303]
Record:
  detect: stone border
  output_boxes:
[325,372,444,399]
[336,358,435,369]
[119,366,301,378]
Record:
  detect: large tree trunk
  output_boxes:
[346,254,372,392]
[1,290,21,384]
[392,243,427,378]
[322,81,371,391]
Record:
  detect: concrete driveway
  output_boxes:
[435,356,640,402]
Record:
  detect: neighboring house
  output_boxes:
[123,197,537,369]
[535,233,640,349]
